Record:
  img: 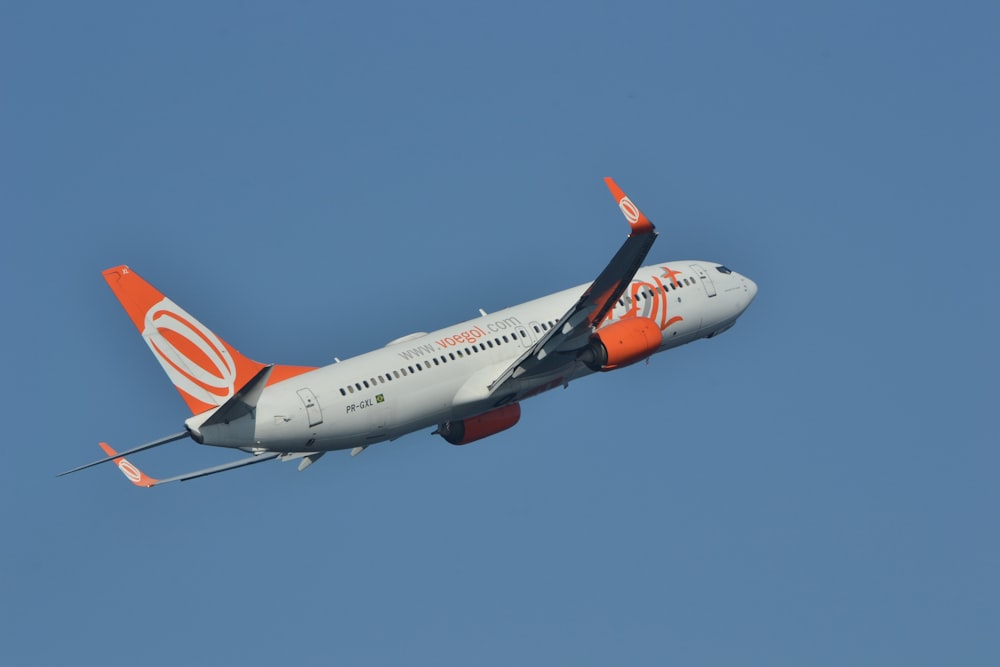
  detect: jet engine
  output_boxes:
[579,317,662,371]
[436,404,521,445]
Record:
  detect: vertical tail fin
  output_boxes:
[102,265,314,415]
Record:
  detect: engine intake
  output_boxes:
[436,404,521,446]
[579,317,663,371]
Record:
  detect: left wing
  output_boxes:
[488,177,657,399]
[98,442,281,487]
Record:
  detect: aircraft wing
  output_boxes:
[98,442,280,487]
[488,178,657,398]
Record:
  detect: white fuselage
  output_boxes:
[186,261,756,452]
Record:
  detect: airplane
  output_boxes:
[60,178,757,487]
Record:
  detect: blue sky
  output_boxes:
[3,1,998,664]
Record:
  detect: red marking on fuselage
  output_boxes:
[604,268,684,333]
[435,326,488,348]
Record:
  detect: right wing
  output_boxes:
[98,442,281,487]
[488,177,658,399]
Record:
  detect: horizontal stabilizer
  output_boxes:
[57,431,189,477]
[201,364,274,427]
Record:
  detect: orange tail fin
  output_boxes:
[102,265,315,415]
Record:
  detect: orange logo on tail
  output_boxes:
[142,298,238,407]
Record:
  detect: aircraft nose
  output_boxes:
[736,273,757,312]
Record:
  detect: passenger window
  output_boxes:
[340,388,346,396]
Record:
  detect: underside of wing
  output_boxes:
[488,178,658,400]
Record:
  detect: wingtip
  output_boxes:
[99,442,160,488]
[604,177,654,234]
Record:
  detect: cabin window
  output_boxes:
[340,388,346,396]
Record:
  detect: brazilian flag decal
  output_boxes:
[376,394,385,404]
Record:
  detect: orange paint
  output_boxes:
[99,442,159,488]
[103,266,316,415]
[604,177,654,235]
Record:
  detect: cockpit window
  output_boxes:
[716,265,733,274]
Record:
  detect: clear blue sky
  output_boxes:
[3,1,997,664]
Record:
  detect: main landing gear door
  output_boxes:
[296,388,324,427]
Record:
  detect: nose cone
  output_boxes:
[737,274,757,313]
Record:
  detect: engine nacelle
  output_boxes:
[436,404,521,446]
[579,317,663,371]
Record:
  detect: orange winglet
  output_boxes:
[99,442,160,488]
[604,177,654,235]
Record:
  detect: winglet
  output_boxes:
[605,177,654,235]
[99,443,160,488]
